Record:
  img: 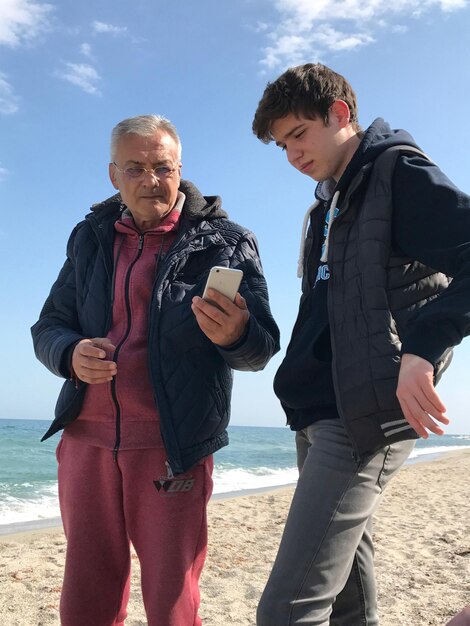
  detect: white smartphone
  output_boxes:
[202,266,243,304]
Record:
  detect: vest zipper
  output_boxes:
[326,170,372,463]
[147,229,224,475]
[112,233,144,461]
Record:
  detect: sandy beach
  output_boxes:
[1,450,469,625]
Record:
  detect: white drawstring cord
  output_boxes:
[319,190,340,263]
[297,200,320,278]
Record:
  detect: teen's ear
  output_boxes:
[329,100,351,129]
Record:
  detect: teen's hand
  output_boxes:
[396,353,449,438]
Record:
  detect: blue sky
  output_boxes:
[1,0,470,435]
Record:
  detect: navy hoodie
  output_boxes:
[274,118,470,431]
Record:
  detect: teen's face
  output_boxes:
[270,107,353,183]
[109,131,181,229]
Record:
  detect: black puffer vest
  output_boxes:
[322,146,452,456]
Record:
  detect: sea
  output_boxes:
[1,418,470,532]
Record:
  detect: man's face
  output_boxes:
[109,130,181,229]
[270,107,353,183]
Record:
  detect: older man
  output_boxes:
[32,114,279,626]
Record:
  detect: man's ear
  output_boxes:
[109,163,119,190]
[330,100,351,129]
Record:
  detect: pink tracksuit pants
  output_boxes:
[56,435,213,626]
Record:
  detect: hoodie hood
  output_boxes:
[90,178,228,222]
[298,119,422,277]
[178,179,227,220]
[315,118,421,201]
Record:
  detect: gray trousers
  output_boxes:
[257,418,415,626]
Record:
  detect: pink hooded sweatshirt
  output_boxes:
[64,194,184,451]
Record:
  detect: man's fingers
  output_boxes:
[192,299,226,325]
[192,304,221,331]
[75,347,116,370]
[91,337,117,354]
[79,340,115,360]
[233,292,247,309]
[192,293,249,347]
[202,289,245,312]
[80,373,114,384]
[73,338,117,383]
[78,345,106,360]
[75,361,116,384]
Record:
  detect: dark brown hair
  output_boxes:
[252,63,360,143]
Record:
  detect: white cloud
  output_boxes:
[260,0,468,69]
[0,73,20,114]
[262,34,314,70]
[312,26,375,50]
[80,42,93,57]
[0,165,9,181]
[55,63,101,96]
[392,24,408,33]
[0,0,53,47]
[438,0,467,9]
[92,20,127,36]
[247,21,270,33]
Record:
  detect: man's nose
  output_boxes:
[142,169,160,185]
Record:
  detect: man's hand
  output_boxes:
[396,353,449,438]
[191,289,249,347]
[72,338,117,384]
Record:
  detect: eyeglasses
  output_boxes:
[112,162,177,180]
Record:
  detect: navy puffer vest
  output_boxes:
[325,147,452,456]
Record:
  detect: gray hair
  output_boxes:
[110,114,182,161]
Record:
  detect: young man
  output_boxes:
[252,63,470,625]
[32,114,279,626]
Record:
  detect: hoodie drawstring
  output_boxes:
[320,190,340,264]
[297,189,341,278]
[297,200,320,278]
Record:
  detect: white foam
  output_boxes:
[408,444,470,459]
[0,484,60,525]
[213,466,298,494]
[1,444,469,525]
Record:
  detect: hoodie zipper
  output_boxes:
[112,233,145,461]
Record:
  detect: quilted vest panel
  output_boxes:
[328,146,451,454]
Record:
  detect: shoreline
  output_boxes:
[0,447,465,539]
[0,485,298,539]
[1,449,469,625]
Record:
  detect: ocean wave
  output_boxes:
[213,466,298,494]
[212,444,470,495]
[0,497,60,526]
[409,444,470,459]
[0,484,60,525]
[1,442,469,527]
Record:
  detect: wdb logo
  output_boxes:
[153,477,195,495]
